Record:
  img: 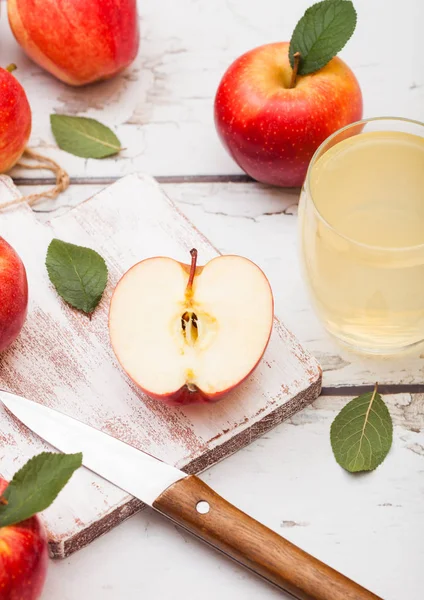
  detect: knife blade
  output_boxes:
[0,390,185,506]
[0,391,382,600]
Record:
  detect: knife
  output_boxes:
[1,391,382,600]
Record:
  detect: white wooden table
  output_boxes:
[1,0,423,598]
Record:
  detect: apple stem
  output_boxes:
[289,52,301,89]
[186,248,198,293]
[5,64,17,73]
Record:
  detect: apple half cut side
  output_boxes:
[109,249,274,406]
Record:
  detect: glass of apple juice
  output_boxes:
[298,117,424,354]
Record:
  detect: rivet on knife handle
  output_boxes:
[153,475,382,600]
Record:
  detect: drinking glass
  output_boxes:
[298,117,424,354]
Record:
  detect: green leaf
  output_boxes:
[330,385,393,473]
[289,0,357,76]
[46,238,108,315]
[50,114,122,159]
[0,452,82,528]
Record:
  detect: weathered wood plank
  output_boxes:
[41,391,424,600]
[0,174,321,558]
[2,0,423,180]
[25,180,424,388]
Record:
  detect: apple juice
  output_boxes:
[299,127,424,352]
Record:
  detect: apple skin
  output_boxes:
[214,42,363,187]
[126,357,269,407]
[8,0,140,86]
[121,345,273,407]
[0,68,31,174]
[131,381,227,407]
[0,237,29,353]
[0,478,48,600]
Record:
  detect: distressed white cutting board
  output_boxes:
[0,173,321,558]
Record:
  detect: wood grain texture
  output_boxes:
[2,0,423,180]
[38,391,424,600]
[154,475,382,600]
[28,180,424,388]
[0,174,321,558]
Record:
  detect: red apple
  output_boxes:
[0,67,31,173]
[109,250,274,405]
[0,237,28,352]
[0,478,48,600]
[214,42,363,187]
[8,0,140,86]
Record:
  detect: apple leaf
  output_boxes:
[330,385,393,473]
[0,452,82,528]
[46,238,108,315]
[50,114,122,159]
[289,0,357,76]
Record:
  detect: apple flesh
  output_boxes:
[214,41,363,187]
[8,0,140,86]
[0,67,31,173]
[109,250,274,405]
[0,237,28,352]
[0,478,48,600]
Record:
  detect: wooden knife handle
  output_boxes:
[153,475,382,600]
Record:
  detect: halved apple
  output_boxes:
[109,249,274,405]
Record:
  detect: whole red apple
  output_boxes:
[0,67,31,173]
[214,42,363,187]
[0,237,28,352]
[0,478,48,600]
[8,0,140,86]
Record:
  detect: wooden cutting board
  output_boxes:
[0,173,322,558]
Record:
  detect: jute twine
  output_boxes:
[0,148,70,210]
